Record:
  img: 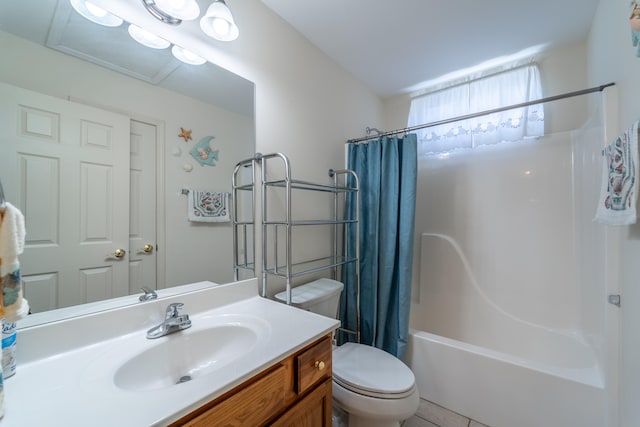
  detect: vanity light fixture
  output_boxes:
[155,0,200,20]
[172,46,207,65]
[69,0,123,27]
[200,0,239,42]
[141,0,200,25]
[128,24,171,49]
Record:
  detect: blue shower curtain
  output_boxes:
[340,134,418,358]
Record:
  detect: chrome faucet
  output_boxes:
[146,303,192,339]
[139,286,157,302]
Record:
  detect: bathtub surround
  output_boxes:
[341,135,418,358]
[406,96,610,426]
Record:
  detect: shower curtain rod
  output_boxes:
[346,82,616,144]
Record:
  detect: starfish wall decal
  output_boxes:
[178,127,192,142]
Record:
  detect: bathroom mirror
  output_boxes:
[0,0,256,327]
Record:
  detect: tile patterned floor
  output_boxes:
[403,399,490,427]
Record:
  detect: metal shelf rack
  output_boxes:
[232,152,360,341]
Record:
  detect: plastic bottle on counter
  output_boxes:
[2,321,17,379]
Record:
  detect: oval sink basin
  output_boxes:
[114,323,262,392]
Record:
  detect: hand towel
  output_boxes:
[595,121,640,225]
[0,202,27,321]
[188,191,230,223]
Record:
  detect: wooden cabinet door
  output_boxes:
[270,378,332,427]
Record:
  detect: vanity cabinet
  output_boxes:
[169,334,333,427]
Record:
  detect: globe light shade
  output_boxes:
[69,0,123,27]
[128,24,171,49]
[172,45,207,65]
[154,0,200,21]
[200,0,239,42]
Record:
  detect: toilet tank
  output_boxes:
[274,278,344,319]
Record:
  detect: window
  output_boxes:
[407,65,544,154]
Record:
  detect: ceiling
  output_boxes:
[261,0,601,98]
[2,0,602,105]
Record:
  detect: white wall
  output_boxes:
[588,1,640,425]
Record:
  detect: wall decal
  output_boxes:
[631,0,640,56]
[190,136,220,167]
[172,146,182,157]
[182,163,194,172]
[178,127,192,142]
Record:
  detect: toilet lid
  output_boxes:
[333,343,416,399]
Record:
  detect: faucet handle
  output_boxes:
[165,302,184,319]
[139,287,157,302]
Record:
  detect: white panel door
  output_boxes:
[0,82,130,312]
[128,120,157,295]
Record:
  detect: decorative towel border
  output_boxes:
[595,121,639,225]
[188,191,230,223]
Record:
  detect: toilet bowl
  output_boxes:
[332,342,419,427]
[275,279,420,427]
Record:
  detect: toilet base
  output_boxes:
[332,405,348,427]
[347,414,402,427]
[332,380,418,427]
[334,403,403,427]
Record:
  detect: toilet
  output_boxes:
[275,279,419,427]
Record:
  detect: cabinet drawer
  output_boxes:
[181,365,287,427]
[295,335,332,395]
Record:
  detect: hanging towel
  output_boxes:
[188,191,230,223]
[0,203,28,321]
[595,121,640,225]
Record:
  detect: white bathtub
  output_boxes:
[405,235,607,427]
[406,327,605,427]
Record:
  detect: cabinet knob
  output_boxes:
[314,360,326,371]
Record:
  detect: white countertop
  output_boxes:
[2,279,339,426]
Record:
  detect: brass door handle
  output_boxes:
[143,244,154,254]
[113,248,126,259]
[314,360,326,371]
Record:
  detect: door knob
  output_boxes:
[143,244,154,254]
[113,248,126,258]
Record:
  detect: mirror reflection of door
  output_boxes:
[128,120,157,297]
[0,82,157,312]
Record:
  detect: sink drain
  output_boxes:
[176,375,192,384]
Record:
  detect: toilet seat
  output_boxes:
[333,343,416,399]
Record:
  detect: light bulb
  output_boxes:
[212,18,230,36]
[171,46,207,65]
[128,25,170,49]
[155,0,200,20]
[69,0,123,27]
[84,1,107,17]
